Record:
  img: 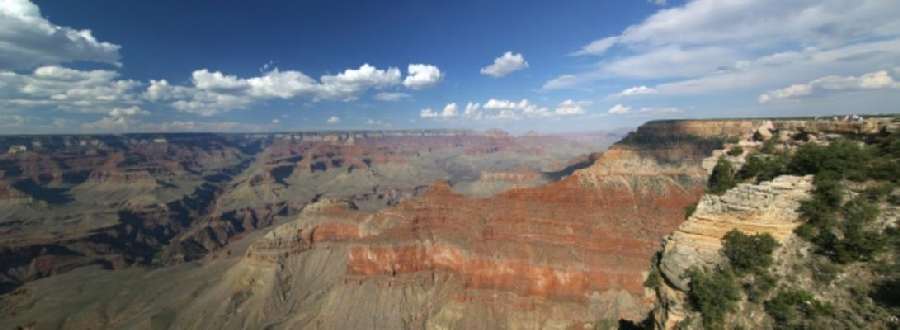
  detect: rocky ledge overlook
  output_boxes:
[652,175,814,328]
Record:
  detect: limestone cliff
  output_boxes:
[646,116,900,329]
[651,175,814,329]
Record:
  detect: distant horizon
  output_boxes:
[1,112,896,138]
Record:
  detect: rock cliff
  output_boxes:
[651,175,814,328]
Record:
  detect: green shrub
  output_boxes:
[832,197,884,263]
[760,136,780,154]
[765,289,833,329]
[737,153,787,183]
[727,146,744,156]
[863,183,895,202]
[811,172,844,208]
[708,157,737,195]
[787,139,871,180]
[722,230,779,275]
[686,267,741,329]
[745,271,777,303]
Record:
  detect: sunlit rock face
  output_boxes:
[649,175,814,329]
[179,122,728,329]
[0,130,615,299]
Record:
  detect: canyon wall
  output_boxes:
[3,116,896,329]
[159,121,735,329]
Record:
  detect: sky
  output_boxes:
[1,0,899,134]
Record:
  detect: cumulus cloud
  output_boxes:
[616,85,658,97]
[403,64,442,89]
[546,0,900,94]
[144,64,390,116]
[317,64,401,99]
[81,106,148,131]
[0,65,141,113]
[374,92,410,101]
[192,69,249,90]
[421,98,589,120]
[420,103,459,118]
[607,103,682,116]
[146,63,442,116]
[0,0,120,70]
[759,70,900,103]
[607,104,631,114]
[637,106,682,115]
[553,99,589,115]
[327,116,341,124]
[480,51,528,77]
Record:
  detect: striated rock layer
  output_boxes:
[166,128,723,329]
[650,175,814,329]
[9,117,896,329]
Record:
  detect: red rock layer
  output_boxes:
[247,140,714,322]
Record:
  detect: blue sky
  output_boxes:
[1,0,899,134]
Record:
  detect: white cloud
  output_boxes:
[420,103,459,118]
[146,63,443,116]
[480,51,529,77]
[607,104,682,116]
[374,92,411,101]
[317,64,401,100]
[403,64,442,89]
[137,121,267,133]
[327,116,340,124]
[272,118,280,124]
[0,65,141,113]
[605,46,738,79]
[483,99,547,118]
[759,70,900,103]
[570,37,619,56]
[463,102,482,119]
[607,104,631,114]
[366,119,392,127]
[192,69,249,91]
[541,74,581,91]
[648,0,667,5]
[616,0,900,49]
[617,85,658,97]
[0,0,121,69]
[554,99,589,115]
[545,0,900,94]
[81,106,148,131]
[422,98,590,120]
[0,114,25,128]
[637,106,682,115]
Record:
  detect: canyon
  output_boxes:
[1,116,897,329]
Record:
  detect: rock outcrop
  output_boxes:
[650,175,814,329]
[652,176,812,329]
